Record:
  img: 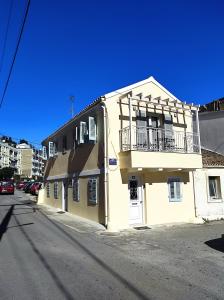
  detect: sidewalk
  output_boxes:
[15,190,106,234]
[38,202,106,234]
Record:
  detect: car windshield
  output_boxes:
[1,182,13,187]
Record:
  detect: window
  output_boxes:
[62,135,67,152]
[49,141,54,157]
[168,177,182,202]
[80,122,87,144]
[46,183,50,198]
[54,182,58,199]
[88,117,96,142]
[73,177,80,202]
[88,177,98,204]
[73,128,78,148]
[208,176,221,200]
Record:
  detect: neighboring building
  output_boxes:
[0,140,20,174]
[17,143,45,179]
[198,97,224,155]
[198,110,224,155]
[194,149,224,220]
[200,97,224,112]
[41,76,202,231]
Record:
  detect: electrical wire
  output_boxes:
[0,0,30,109]
[0,0,14,76]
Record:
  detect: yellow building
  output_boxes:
[41,76,202,231]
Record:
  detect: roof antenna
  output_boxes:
[70,95,74,118]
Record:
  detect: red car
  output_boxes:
[0,181,15,195]
[16,182,26,190]
[30,182,42,195]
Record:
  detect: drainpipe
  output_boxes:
[128,94,132,150]
[192,170,198,218]
[195,108,201,154]
[101,102,109,228]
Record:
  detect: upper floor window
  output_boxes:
[208,176,222,200]
[168,177,182,202]
[62,136,67,152]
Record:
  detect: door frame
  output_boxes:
[128,174,145,226]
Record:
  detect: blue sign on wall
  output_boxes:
[109,158,117,165]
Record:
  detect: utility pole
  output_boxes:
[70,95,74,118]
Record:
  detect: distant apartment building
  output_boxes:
[0,140,20,174]
[16,143,45,179]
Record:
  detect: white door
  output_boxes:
[129,176,144,225]
[62,181,68,211]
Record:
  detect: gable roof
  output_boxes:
[202,148,224,167]
[42,76,189,143]
[104,76,181,102]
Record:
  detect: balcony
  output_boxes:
[119,126,202,170]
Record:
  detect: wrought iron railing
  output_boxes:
[120,126,200,153]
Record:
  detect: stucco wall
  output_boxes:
[144,171,196,224]
[44,181,62,210]
[199,111,224,154]
[194,168,224,219]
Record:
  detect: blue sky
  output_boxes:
[0,0,224,147]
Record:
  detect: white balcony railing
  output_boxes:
[120,126,200,154]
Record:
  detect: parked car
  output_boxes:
[24,182,35,193]
[0,181,15,195]
[23,182,32,191]
[16,181,26,190]
[30,182,42,195]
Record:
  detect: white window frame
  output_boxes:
[168,177,182,202]
[54,182,59,199]
[88,116,97,142]
[46,182,50,198]
[49,142,54,157]
[208,176,222,202]
[80,122,87,144]
[73,177,80,202]
[88,177,98,204]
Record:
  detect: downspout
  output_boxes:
[195,108,201,154]
[192,170,198,218]
[101,102,109,228]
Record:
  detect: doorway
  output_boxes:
[128,175,144,225]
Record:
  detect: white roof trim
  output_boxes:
[104,76,180,102]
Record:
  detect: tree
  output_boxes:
[0,167,15,180]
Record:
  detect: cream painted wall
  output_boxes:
[43,181,62,210]
[67,175,105,224]
[119,151,202,170]
[194,168,224,219]
[144,171,196,225]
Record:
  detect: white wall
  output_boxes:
[194,168,224,219]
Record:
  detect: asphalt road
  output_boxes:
[0,192,224,300]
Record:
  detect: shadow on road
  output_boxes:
[13,214,75,300]
[0,205,14,241]
[205,235,224,252]
[38,210,150,300]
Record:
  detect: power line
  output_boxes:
[0,0,31,109]
[0,0,14,76]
